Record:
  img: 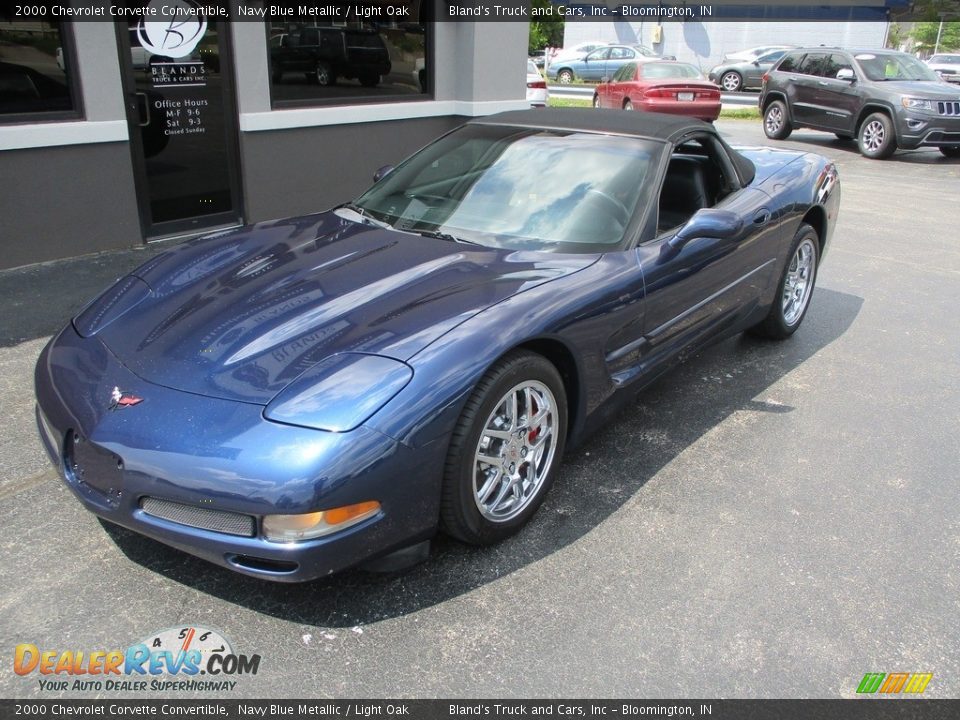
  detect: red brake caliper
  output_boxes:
[527,396,540,444]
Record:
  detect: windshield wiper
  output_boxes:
[336,202,394,230]
[410,228,479,245]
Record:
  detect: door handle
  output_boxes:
[818,80,830,86]
[753,209,772,226]
[130,92,149,127]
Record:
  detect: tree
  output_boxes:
[529,0,564,51]
[909,21,960,51]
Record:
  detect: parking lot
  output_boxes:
[1,118,958,699]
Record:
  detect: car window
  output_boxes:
[757,50,786,64]
[586,48,611,61]
[612,63,636,82]
[355,125,660,252]
[642,62,701,79]
[828,54,853,78]
[609,47,634,60]
[931,55,960,65]
[527,60,540,75]
[855,53,939,81]
[776,53,803,73]
[657,136,731,234]
[797,53,830,77]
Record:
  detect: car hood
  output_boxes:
[875,80,960,98]
[92,212,598,405]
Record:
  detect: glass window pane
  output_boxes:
[0,22,78,118]
[269,20,429,104]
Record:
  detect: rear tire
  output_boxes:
[750,223,819,340]
[623,99,634,111]
[857,112,896,159]
[592,94,600,108]
[556,69,574,84]
[720,71,743,92]
[440,352,567,546]
[763,100,792,140]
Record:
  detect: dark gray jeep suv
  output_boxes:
[759,48,960,159]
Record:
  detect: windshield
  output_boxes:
[643,62,702,79]
[855,53,940,81]
[353,125,660,252]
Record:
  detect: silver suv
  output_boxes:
[759,48,960,159]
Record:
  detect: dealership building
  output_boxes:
[0,4,529,270]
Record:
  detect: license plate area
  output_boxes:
[65,430,124,505]
[677,92,694,101]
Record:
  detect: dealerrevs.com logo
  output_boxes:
[14,626,261,693]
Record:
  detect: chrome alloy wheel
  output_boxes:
[861,119,886,153]
[473,381,558,522]
[782,238,816,326]
[765,105,784,134]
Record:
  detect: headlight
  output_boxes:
[263,353,412,432]
[73,275,151,337]
[263,501,381,542]
[901,97,936,111]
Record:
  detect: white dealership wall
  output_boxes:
[562,21,889,73]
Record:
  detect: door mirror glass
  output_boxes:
[836,68,855,82]
[373,165,394,183]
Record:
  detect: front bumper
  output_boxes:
[895,110,960,149]
[34,326,442,582]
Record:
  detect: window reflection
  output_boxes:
[0,21,78,118]
[268,14,429,105]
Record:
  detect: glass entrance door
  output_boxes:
[118,11,242,237]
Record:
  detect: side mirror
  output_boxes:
[373,165,394,183]
[752,60,760,66]
[836,68,855,82]
[660,209,743,261]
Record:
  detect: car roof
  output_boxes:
[786,47,907,56]
[471,109,756,186]
[471,108,707,142]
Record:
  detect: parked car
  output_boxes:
[722,45,794,63]
[547,44,669,84]
[926,53,960,83]
[709,49,790,92]
[593,61,721,121]
[760,48,960,158]
[548,40,611,66]
[529,50,547,69]
[526,60,548,107]
[270,26,391,87]
[35,108,839,582]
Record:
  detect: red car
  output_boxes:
[593,61,722,122]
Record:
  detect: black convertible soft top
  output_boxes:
[471,108,756,186]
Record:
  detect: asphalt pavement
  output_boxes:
[1,120,958,699]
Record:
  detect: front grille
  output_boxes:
[937,101,960,116]
[140,497,256,537]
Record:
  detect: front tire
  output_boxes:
[441,352,567,545]
[315,62,335,87]
[750,223,819,340]
[720,71,743,92]
[763,100,792,140]
[858,112,896,159]
[556,69,574,84]
[623,99,634,111]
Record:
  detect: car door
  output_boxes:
[810,53,861,133]
[580,48,610,81]
[607,63,637,107]
[790,52,831,127]
[631,135,780,370]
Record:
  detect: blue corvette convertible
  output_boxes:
[35,109,839,582]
